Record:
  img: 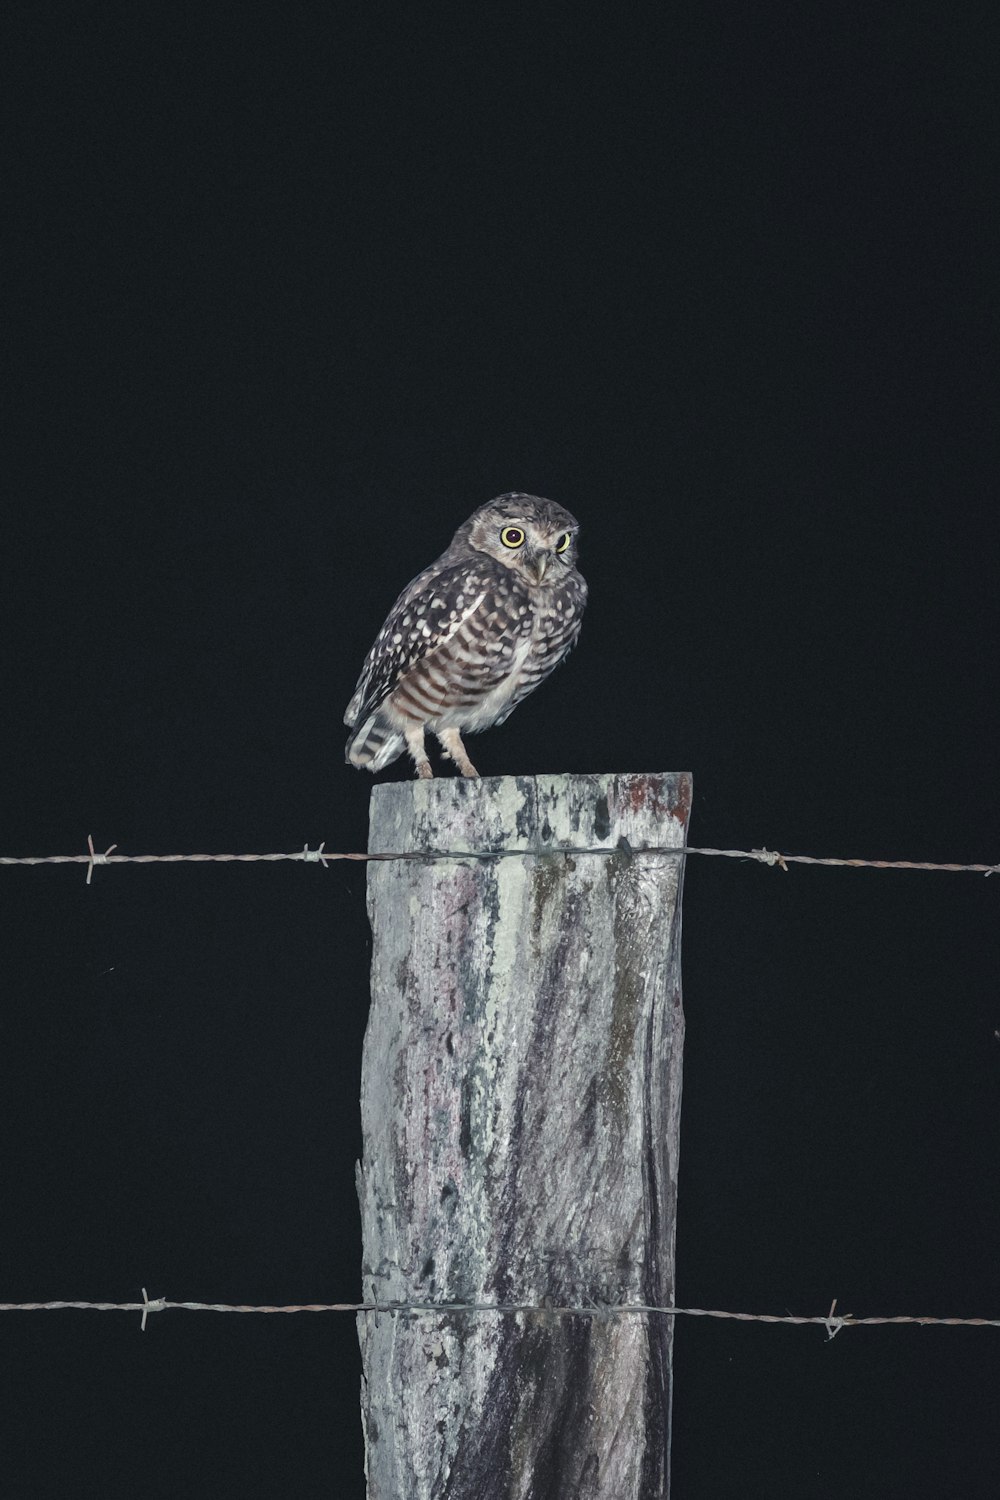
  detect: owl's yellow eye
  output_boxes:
[500,526,525,548]
[555,532,572,554]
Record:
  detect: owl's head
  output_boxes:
[456,493,582,586]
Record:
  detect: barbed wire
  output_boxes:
[4,838,996,1331]
[0,834,996,883]
[2,1292,998,1340]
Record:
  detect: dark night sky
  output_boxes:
[3,5,999,1496]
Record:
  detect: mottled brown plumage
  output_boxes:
[344,493,587,778]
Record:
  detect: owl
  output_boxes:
[344,493,587,779]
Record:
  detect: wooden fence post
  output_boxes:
[357,772,691,1499]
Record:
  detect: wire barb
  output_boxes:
[752,847,789,871]
[85,835,118,885]
[140,1287,165,1332]
[823,1297,852,1341]
[300,842,329,868]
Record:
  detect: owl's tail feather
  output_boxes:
[345,712,405,773]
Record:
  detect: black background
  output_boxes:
[4,5,999,1496]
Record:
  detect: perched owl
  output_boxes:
[344,493,587,779]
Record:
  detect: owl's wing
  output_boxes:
[344,560,494,728]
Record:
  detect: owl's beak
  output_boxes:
[527,553,550,584]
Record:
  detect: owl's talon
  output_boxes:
[437,728,480,778]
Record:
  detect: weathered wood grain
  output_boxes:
[357,772,691,1499]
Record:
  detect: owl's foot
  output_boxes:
[404,724,433,779]
[437,728,479,779]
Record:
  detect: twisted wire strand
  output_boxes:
[2,1296,999,1340]
[0,838,996,879]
